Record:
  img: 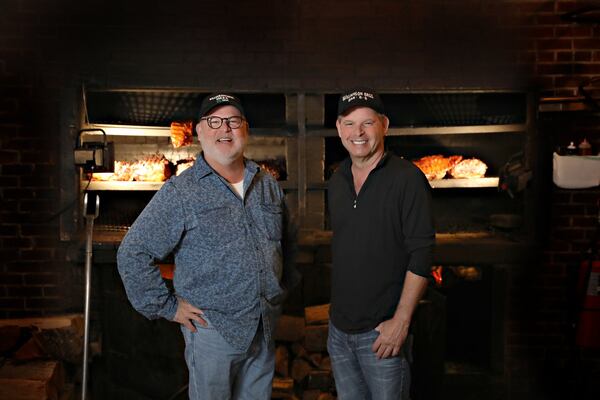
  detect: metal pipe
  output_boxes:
[81,193,99,400]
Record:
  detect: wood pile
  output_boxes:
[272,304,336,399]
[0,314,83,400]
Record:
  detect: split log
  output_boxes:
[275,345,289,377]
[14,337,45,361]
[274,315,305,342]
[291,358,311,383]
[290,342,308,359]
[307,370,333,391]
[0,315,84,363]
[0,315,83,331]
[302,389,320,400]
[304,304,330,326]
[304,325,328,352]
[59,384,75,400]
[0,325,22,353]
[272,377,294,399]
[308,353,322,368]
[0,360,64,400]
[318,393,336,400]
[319,356,331,372]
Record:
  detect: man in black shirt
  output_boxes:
[327,88,435,400]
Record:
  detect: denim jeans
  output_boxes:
[181,318,274,400]
[327,322,411,400]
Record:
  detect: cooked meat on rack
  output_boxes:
[170,121,194,148]
[175,158,196,176]
[413,155,462,180]
[92,155,173,182]
[131,154,172,182]
[448,158,488,179]
[257,160,283,180]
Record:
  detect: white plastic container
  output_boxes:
[553,152,600,189]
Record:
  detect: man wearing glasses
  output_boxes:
[118,94,297,399]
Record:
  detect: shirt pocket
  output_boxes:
[260,202,283,241]
[186,206,240,248]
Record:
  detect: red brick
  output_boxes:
[572,216,596,228]
[7,286,43,297]
[572,191,600,204]
[0,150,18,163]
[574,38,600,50]
[0,298,25,309]
[0,273,23,285]
[6,261,45,273]
[0,225,18,236]
[537,51,555,62]
[2,139,34,151]
[2,188,34,199]
[557,2,586,13]
[555,26,593,38]
[33,236,59,249]
[573,64,600,74]
[20,176,52,188]
[536,14,563,25]
[517,2,555,14]
[20,224,54,236]
[554,204,586,216]
[24,273,59,285]
[546,239,571,252]
[552,191,572,203]
[20,151,53,164]
[20,199,54,212]
[20,249,53,261]
[42,286,61,297]
[1,237,32,248]
[574,51,593,62]
[0,176,18,187]
[537,38,572,50]
[0,212,27,224]
[556,52,573,62]
[537,63,572,74]
[25,297,62,310]
[543,264,567,275]
[1,164,34,175]
[553,252,581,263]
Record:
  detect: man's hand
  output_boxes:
[173,298,206,332]
[372,316,409,359]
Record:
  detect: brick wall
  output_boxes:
[1,0,598,397]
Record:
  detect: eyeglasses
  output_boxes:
[200,116,246,129]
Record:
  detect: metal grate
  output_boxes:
[87,91,203,126]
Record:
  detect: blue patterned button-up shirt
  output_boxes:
[117,154,295,351]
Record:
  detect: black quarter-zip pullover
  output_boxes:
[328,153,435,333]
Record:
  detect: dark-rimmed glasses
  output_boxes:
[200,116,246,129]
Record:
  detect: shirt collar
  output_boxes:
[340,151,390,178]
[192,152,260,180]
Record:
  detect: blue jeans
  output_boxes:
[327,322,411,400]
[181,318,274,400]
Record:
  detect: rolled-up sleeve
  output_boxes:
[117,182,184,320]
[401,169,436,277]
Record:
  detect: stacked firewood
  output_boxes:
[272,304,336,400]
[0,314,84,400]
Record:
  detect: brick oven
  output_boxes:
[52,87,540,399]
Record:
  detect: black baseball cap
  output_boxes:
[199,93,245,118]
[337,88,385,116]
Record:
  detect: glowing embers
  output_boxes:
[430,265,482,288]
